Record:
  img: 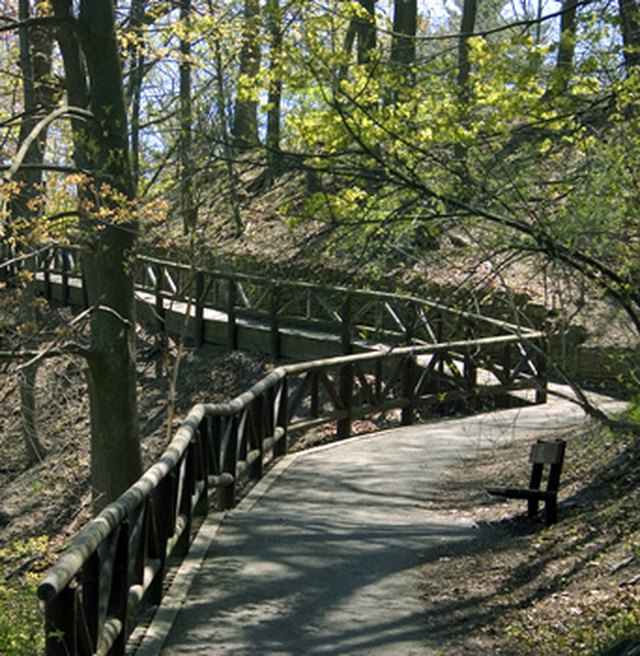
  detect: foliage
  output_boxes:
[0,537,48,656]
[626,394,640,425]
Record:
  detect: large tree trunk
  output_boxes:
[345,0,377,65]
[356,0,376,64]
[51,0,90,168]
[52,0,143,513]
[455,0,477,171]
[553,0,579,93]
[80,0,142,513]
[232,0,261,148]
[265,0,283,181]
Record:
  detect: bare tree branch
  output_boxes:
[3,106,95,183]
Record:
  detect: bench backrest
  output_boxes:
[528,439,566,492]
[529,439,565,465]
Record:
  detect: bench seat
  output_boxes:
[486,486,557,501]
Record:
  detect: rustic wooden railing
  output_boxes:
[36,331,546,656]
[1,243,547,654]
[0,243,543,358]
[135,253,543,354]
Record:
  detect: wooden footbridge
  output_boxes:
[2,245,547,655]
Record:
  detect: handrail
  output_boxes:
[0,243,540,356]
[37,330,547,655]
[136,253,539,339]
[1,242,547,654]
[37,406,204,602]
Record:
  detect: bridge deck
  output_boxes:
[134,389,622,656]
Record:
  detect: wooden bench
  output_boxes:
[486,439,566,526]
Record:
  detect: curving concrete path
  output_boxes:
[135,389,624,656]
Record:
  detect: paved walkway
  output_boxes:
[136,390,624,656]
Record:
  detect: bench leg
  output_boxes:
[544,497,557,526]
[527,497,540,518]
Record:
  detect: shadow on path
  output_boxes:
[136,394,623,656]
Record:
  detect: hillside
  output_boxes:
[419,419,640,655]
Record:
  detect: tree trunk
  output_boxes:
[18,257,43,465]
[265,0,283,181]
[356,0,377,65]
[340,0,377,81]
[619,0,640,72]
[455,0,477,170]
[11,0,54,223]
[390,0,417,68]
[65,0,143,513]
[180,0,197,233]
[10,0,54,465]
[553,0,578,93]
[51,0,90,169]
[232,0,261,148]
[457,0,477,103]
[127,0,147,193]
[215,39,243,234]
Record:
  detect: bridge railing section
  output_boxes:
[2,244,540,359]
[37,333,546,656]
[134,254,539,356]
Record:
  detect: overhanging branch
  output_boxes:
[3,106,96,183]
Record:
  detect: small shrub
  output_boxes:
[0,537,47,656]
[625,394,640,425]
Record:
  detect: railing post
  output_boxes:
[0,242,6,285]
[81,552,100,651]
[270,284,280,358]
[337,363,353,439]
[341,294,352,354]
[535,336,548,404]
[227,279,238,350]
[404,302,416,345]
[110,522,130,656]
[61,248,70,305]
[147,486,170,605]
[436,309,444,344]
[274,377,288,457]
[44,587,77,656]
[194,420,209,516]
[310,371,319,418]
[463,320,478,411]
[153,264,165,333]
[401,354,416,426]
[194,271,205,347]
[503,343,512,383]
[436,313,445,380]
[80,264,89,309]
[246,400,263,482]
[175,444,196,557]
[43,247,52,301]
[219,416,238,509]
